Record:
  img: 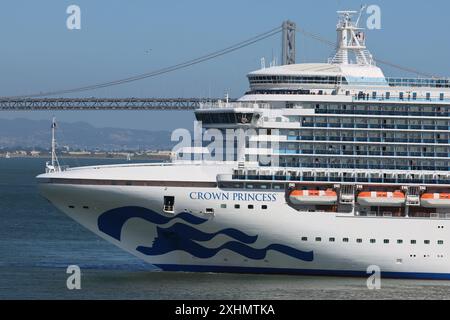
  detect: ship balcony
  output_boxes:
[284,163,450,172]
[275,149,450,158]
[226,168,450,185]
[318,111,450,117]
[280,137,450,144]
[298,122,450,131]
[317,110,401,116]
[352,95,450,103]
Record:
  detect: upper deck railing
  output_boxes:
[249,74,450,89]
[386,77,450,88]
[223,167,450,186]
[347,77,450,88]
[198,101,271,110]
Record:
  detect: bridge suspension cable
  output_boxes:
[7,26,282,99]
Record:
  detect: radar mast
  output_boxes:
[45,117,61,173]
[329,8,375,65]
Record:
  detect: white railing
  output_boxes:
[231,166,450,178]
[199,101,271,110]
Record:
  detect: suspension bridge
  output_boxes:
[0,98,231,111]
[0,20,434,111]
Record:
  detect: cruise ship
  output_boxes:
[37,11,450,279]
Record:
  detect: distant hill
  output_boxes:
[0,118,174,151]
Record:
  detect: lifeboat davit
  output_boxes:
[289,189,337,205]
[421,193,450,208]
[357,191,405,207]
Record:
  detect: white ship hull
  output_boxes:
[37,163,450,280]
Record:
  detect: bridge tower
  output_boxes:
[282,20,296,65]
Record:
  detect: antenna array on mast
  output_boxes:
[46,117,61,173]
[329,10,374,65]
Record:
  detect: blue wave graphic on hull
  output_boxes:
[152,222,258,244]
[98,206,207,240]
[137,226,313,261]
[97,206,313,262]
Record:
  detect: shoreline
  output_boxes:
[0,154,171,161]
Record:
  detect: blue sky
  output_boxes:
[0,0,449,130]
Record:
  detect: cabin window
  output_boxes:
[411,240,416,244]
[343,238,349,242]
[384,239,390,244]
[356,239,362,243]
[370,239,376,244]
[272,184,284,190]
[315,237,322,242]
[424,240,430,245]
[234,204,240,209]
[248,204,254,209]
[220,204,227,209]
[397,239,403,244]
[301,237,308,241]
[438,240,444,245]
[329,237,335,242]
[205,208,214,214]
[261,205,268,210]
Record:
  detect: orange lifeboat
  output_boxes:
[357,191,405,207]
[421,193,450,208]
[289,189,337,205]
